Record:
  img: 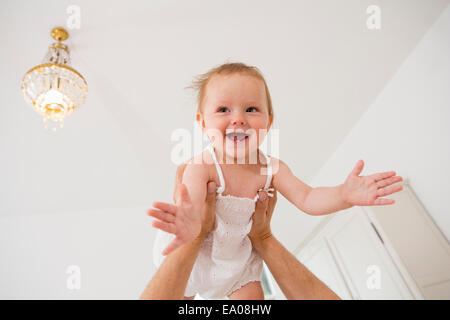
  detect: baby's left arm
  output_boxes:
[272,158,403,216]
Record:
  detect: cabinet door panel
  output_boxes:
[298,238,352,300]
[366,183,450,298]
[325,209,413,300]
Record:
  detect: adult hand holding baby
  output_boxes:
[147,164,217,256]
[249,187,278,249]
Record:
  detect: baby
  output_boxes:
[151,62,403,299]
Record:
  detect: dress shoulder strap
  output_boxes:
[263,155,273,190]
[254,152,275,202]
[206,144,225,195]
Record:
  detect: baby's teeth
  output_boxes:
[226,132,248,142]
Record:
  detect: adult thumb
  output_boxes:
[254,190,268,219]
[206,181,217,203]
[176,183,191,205]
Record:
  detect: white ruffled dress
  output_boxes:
[153,145,274,299]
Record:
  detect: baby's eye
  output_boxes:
[217,106,229,113]
[246,107,258,113]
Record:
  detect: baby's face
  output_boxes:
[198,73,272,161]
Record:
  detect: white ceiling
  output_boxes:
[1,0,448,229]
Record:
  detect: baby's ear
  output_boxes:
[267,114,274,131]
[196,113,206,131]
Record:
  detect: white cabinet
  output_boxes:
[298,235,352,299]
[365,183,450,299]
[298,209,414,299]
[296,182,450,300]
[324,209,414,299]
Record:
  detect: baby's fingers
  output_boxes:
[152,220,177,235]
[376,176,403,188]
[162,238,184,256]
[377,184,403,197]
[147,209,175,223]
[371,171,396,182]
[373,198,395,205]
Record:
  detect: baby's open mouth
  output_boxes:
[225,131,250,143]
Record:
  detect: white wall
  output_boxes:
[0,207,157,299]
[301,5,450,246]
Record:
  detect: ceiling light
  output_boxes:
[21,27,88,130]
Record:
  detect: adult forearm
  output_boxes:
[303,184,352,216]
[253,235,340,300]
[140,236,205,300]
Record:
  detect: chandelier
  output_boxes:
[21,27,88,130]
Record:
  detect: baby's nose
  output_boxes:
[231,118,246,126]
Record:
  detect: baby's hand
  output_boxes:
[341,160,403,206]
[148,184,201,255]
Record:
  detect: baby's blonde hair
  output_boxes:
[188,62,274,117]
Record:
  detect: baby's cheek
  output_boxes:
[256,129,269,145]
[205,128,223,144]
